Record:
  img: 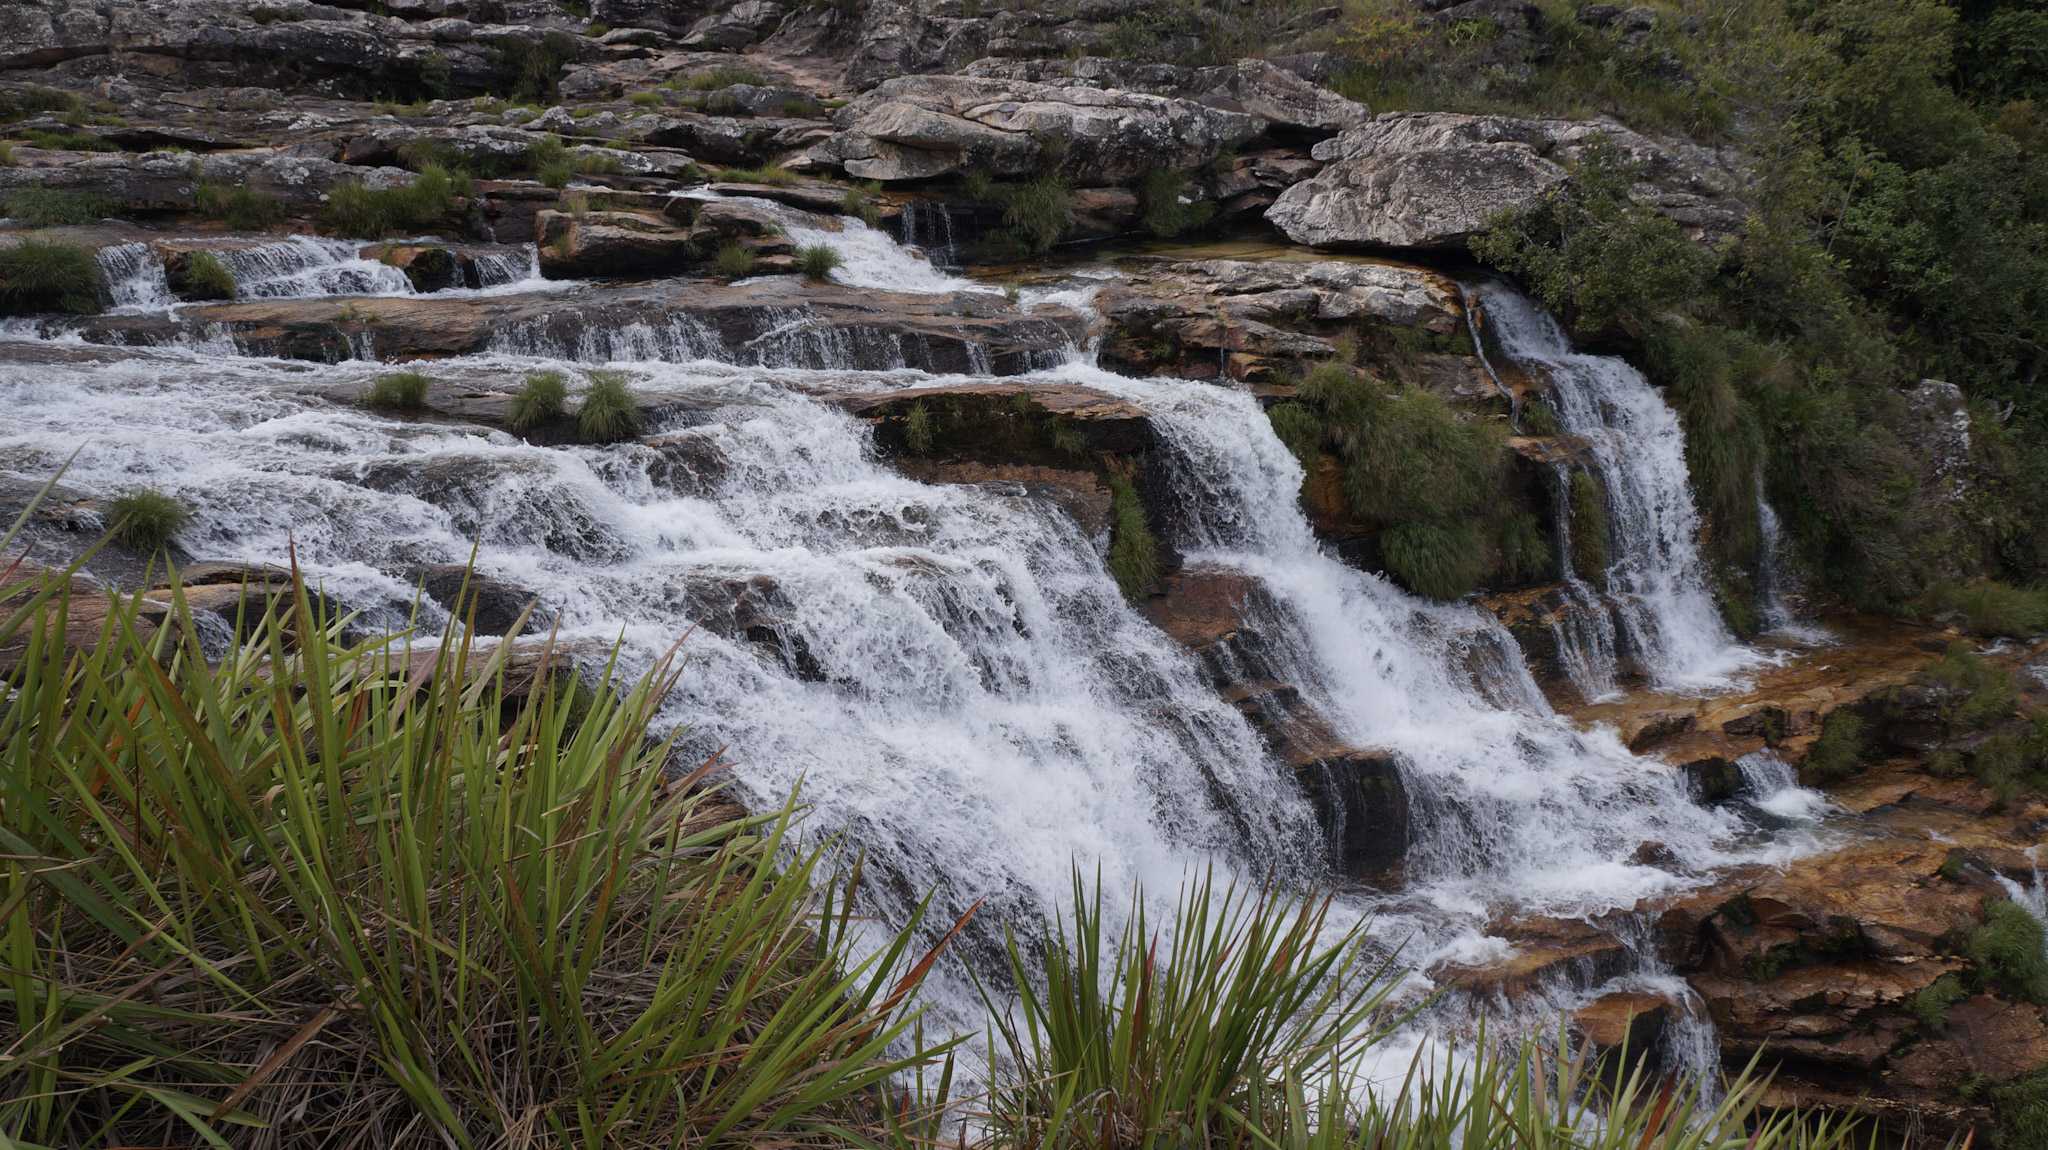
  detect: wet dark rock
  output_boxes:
[1296,748,1409,883]
[1573,991,1671,1057]
[411,564,549,636]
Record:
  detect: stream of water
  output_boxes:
[5,213,1843,1081]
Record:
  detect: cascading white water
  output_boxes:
[1755,476,1831,644]
[1477,285,1759,694]
[96,242,176,310]
[227,236,416,298]
[0,227,1837,1072]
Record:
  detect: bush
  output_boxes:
[712,242,756,278]
[1497,509,1555,583]
[1971,900,2048,1002]
[366,368,431,410]
[0,236,103,315]
[1105,471,1159,601]
[578,368,639,442]
[322,165,458,239]
[1928,580,2048,638]
[508,368,568,430]
[996,172,1071,254]
[718,164,800,186]
[797,243,841,281]
[17,129,120,152]
[176,250,237,299]
[1919,641,2021,736]
[489,29,578,101]
[0,84,83,121]
[4,185,115,227]
[194,181,284,230]
[1909,971,1968,1029]
[1383,518,1491,601]
[1132,168,1216,239]
[1802,709,1866,783]
[0,562,949,1148]
[106,487,187,553]
[538,159,574,188]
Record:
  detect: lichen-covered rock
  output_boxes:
[809,75,1264,184]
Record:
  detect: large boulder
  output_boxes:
[0,148,417,213]
[1267,110,1747,249]
[961,56,1369,138]
[809,75,1264,185]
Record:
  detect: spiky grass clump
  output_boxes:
[0,236,103,315]
[1801,709,1865,783]
[1568,468,1610,578]
[106,487,187,553]
[538,159,574,189]
[194,181,284,230]
[1928,579,2048,638]
[175,250,237,299]
[797,243,841,281]
[578,368,640,443]
[4,186,116,227]
[1382,519,1490,602]
[713,242,756,278]
[1132,168,1215,239]
[1105,471,1158,601]
[1909,971,1968,1030]
[0,552,954,1149]
[509,368,568,430]
[719,164,800,186]
[322,165,458,239]
[366,368,431,410]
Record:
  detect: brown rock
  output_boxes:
[1573,991,1671,1053]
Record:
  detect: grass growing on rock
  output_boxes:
[1132,168,1215,239]
[713,242,756,278]
[1909,971,1968,1030]
[509,368,569,430]
[1970,899,2048,1002]
[4,186,115,226]
[367,368,431,410]
[195,181,284,230]
[106,487,187,553]
[176,250,237,299]
[0,552,956,1148]
[578,368,640,443]
[322,165,460,239]
[1105,471,1159,601]
[719,164,800,186]
[1568,469,1610,578]
[0,236,103,315]
[798,243,841,281]
[1927,580,2048,638]
[1802,710,1867,783]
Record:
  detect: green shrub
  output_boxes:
[718,164,799,186]
[1383,519,1491,601]
[538,159,574,188]
[1047,419,1086,457]
[712,243,756,278]
[842,186,881,227]
[628,90,661,107]
[176,250,237,299]
[902,401,934,454]
[194,181,284,230]
[1802,709,1866,783]
[0,561,949,1148]
[1568,469,1609,577]
[508,368,569,430]
[578,368,639,442]
[1920,641,2021,737]
[1992,1070,2048,1149]
[1519,396,1558,435]
[17,129,120,152]
[107,487,187,553]
[1971,900,2048,1002]
[0,84,83,121]
[1105,472,1159,601]
[1909,971,1968,1029]
[996,172,1071,254]
[5,185,115,226]
[1132,168,1215,239]
[366,368,431,410]
[322,166,458,239]
[489,29,578,101]
[797,243,840,281]
[0,236,103,315]
[1497,510,1555,583]
[1928,580,2048,638]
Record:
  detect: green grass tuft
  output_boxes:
[176,250,237,299]
[1105,472,1159,601]
[508,368,569,430]
[797,243,840,281]
[1383,519,1491,601]
[5,185,115,226]
[1132,168,1216,239]
[1568,469,1610,577]
[1928,580,2048,638]
[107,487,188,553]
[1971,899,2048,1002]
[322,165,458,239]
[902,401,934,454]
[0,236,103,315]
[718,164,800,186]
[195,181,284,230]
[712,243,756,278]
[1802,709,1866,783]
[366,368,431,410]
[578,368,640,443]
[1909,971,1967,1030]
[538,159,574,188]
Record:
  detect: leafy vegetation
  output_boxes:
[173,250,236,300]
[4,186,115,227]
[366,368,431,410]
[0,551,953,1148]
[798,243,842,281]
[1132,168,1215,239]
[322,165,460,239]
[1801,709,1866,783]
[578,368,640,443]
[508,368,568,430]
[719,163,801,186]
[1267,363,1506,600]
[489,29,579,101]
[1926,579,2048,637]
[106,487,187,553]
[1105,471,1160,601]
[194,180,284,230]
[0,236,102,315]
[1970,899,2048,1002]
[713,242,757,278]
[1909,971,1968,1030]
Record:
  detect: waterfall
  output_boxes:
[900,202,960,271]
[0,225,1827,1069]
[227,236,417,299]
[1475,285,1758,694]
[96,242,175,311]
[1755,475,1829,643]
